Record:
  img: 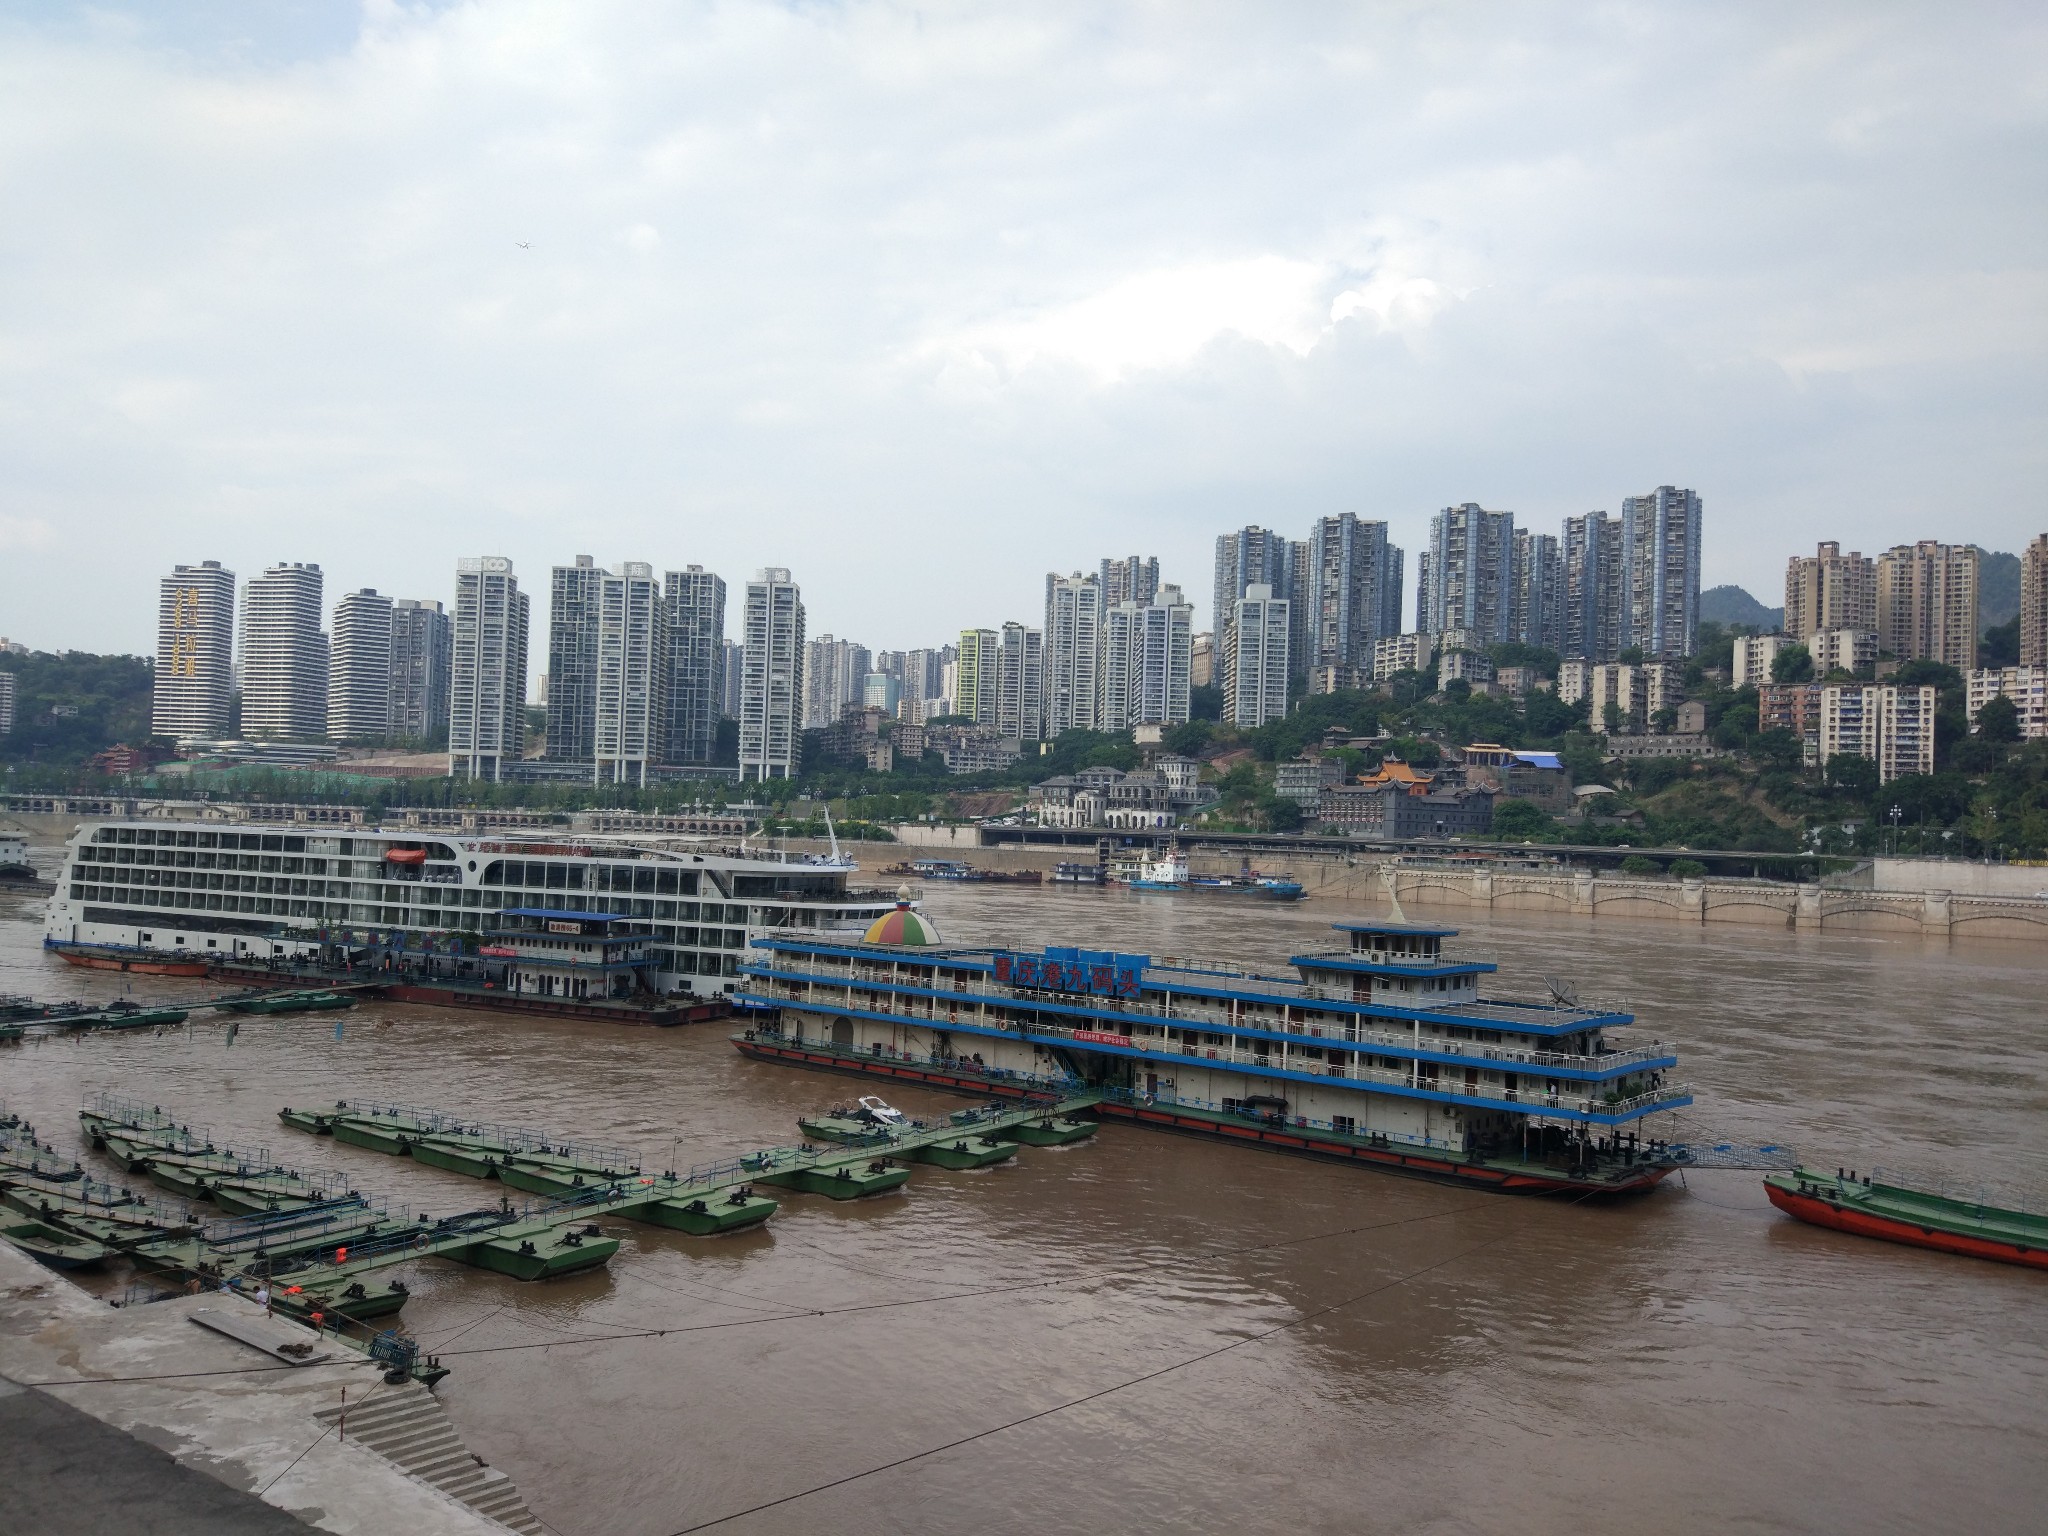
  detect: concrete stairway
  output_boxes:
[313,1386,546,1534]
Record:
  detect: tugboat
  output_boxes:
[1763,1167,2048,1271]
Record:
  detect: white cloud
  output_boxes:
[0,1,2040,656]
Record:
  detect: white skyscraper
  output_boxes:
[594,562,669,787]
[996,622,1043,742]
[450,556,529,780]
[1137,584,1195,727]
[152,560,236,742]
[1226,584,1290,726]
[327,588,395,741]
[740,568,804,780]
[1043,572,1104,737]
[390,599,452,742]
[240,562,328,739]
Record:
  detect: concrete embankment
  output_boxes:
[803,837,2048,943]
[0,1242,537,1534]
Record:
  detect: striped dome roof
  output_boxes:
[865,891,940,946]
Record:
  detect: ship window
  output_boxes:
[117,828,135,843]
[262,835,283,852]
[199,833,217,848]
[547,864,568,889]
[176,831,195,847]
[656,871,678,894]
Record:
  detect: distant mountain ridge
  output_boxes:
[1700,586,1783,629]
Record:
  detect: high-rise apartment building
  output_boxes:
[664,566,725,764]
[1042,572,1104,738]
[1225,584,1289,726]
[1619,486,1702,659]
[545,556,606,761]
[739,569,804,780]
[720,640,744,719]
[593,562,668,787]
[1422,504,1516,643]
[1214,527,1307,698]
[152,561,236,741]
[1511,530,1563,653]
[802,635,871,729]
[1100,587,1191,733]
[240,563,327,739]
[0,670,12,736]
[1877,541,1977,670]
[1306,514,1403,670]
[327,588,394,742]
[996,623,1043,742]
[2022,534,2048,670]
[389,599,451,742]
[1820,684,1937,782]
[1783,541,1876,643]
[1135,584,1194,727]
[901,648,946,709]
[449,556,529,780]
[1099,555,1160,610]
[1562,511,1623,662]
[956,629,999,725]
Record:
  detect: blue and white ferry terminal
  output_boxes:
[735,904,1693,1195]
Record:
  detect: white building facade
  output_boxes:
[152,561,237,742]
[240,563,328,740]
[740,569,804,780]
[449,556,530,781]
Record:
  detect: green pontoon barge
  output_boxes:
[735,912,1690,1196]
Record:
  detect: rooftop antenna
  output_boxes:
[1544,977,1581,1009]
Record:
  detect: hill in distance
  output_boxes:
[1700,586,1783,630]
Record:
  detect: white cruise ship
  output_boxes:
[42,818,905,1020]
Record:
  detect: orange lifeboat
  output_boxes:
[384,848,427,865]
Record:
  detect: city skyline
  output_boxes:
[1,8,2040,656]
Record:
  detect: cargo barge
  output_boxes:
[1764,1167,2048,1270]
[41,818,914,1026]
[736,904,1690,1195]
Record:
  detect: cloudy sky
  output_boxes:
[1,1,2042,661]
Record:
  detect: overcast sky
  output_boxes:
[1,1,2043,662]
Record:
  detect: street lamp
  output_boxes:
[1888,804,1902,856]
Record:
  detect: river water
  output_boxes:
[1,874,2044,1536]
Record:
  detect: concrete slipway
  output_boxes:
[0,1240,539,1533]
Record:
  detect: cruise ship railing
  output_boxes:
[740,1030,1490,1152]
[1288,945,1502,969]
[744,1024,1688,1123]
[753,961,1666,1073]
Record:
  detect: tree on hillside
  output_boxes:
[1975,694,2021,743]
[1770,645,1813,684]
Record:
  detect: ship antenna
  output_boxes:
[823,803,843,864]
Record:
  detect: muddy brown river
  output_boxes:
[2,875,2044,1536]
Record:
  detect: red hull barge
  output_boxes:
[1764,1177,2048,1271]
[733,1035,1672,1197]
[54,945,210,978]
